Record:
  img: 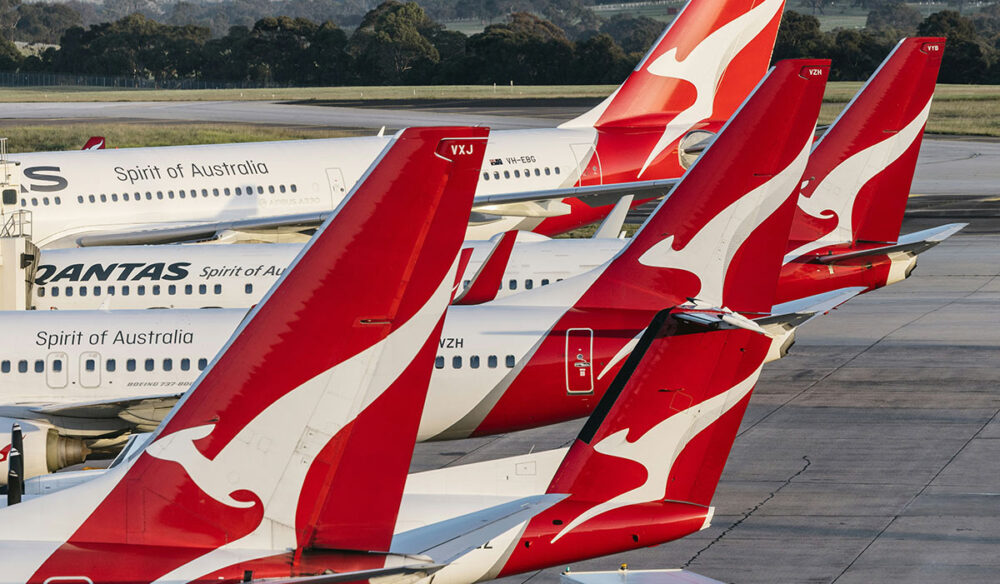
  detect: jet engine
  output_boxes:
[0,417,89,485]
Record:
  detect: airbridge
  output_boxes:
[0,139,38,310]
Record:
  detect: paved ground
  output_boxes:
[412,225,1000,584]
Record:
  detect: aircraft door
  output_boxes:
[565,328,594,394]
[570,143,602,187]
[46,352,68,389]
[325,168,347,205]
[79,351,101,388]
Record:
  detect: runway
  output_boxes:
[413,226,1000,584]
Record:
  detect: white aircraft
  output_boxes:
[4,0,787,248]
[0,121,779,584]
[0,58,832,483]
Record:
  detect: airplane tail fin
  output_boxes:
[82,136,105,150]
[497,310,773,574]
[23,127,487,581]
[574,59,828,316]
[787,38,945,259]
[561,0,784,132]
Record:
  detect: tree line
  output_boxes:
[0,0,998,85]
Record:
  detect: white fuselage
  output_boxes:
[29,235,625,310]
[12,129,596,248]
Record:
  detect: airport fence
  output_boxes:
[0,71,284,90]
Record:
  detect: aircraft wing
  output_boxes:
[391,493,567,563]
[74,212,330,247]
[471,178,678,218]
[32,393,181,432]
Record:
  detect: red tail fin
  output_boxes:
[497,311,772,575]
[26,127,487,582]
[82,136,105,150]
[563,0,784,135]
[787,38,945,258]
[575,59,828,316]
[453,230,517,305]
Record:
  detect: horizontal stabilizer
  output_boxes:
[592,195,634,239]
[391,493,567,563]
[472,178,678,211]
[762,287,866,327]
[255,562,446,584]
[815,223,967,264]
[562,568,725,584]
[453,230,518,305]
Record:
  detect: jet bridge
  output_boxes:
[0,138,38,310]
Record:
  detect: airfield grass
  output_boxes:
[0,122,364,152]
[0,82,997,151]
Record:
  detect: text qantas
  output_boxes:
[35,262,191,286]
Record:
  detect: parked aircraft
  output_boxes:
[27,38,960,314]
[0,59,829,481]
[5,0,786,248]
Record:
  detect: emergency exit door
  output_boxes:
[565,328,594,394]
[79,351,101,388]
[326,167,347,204]
[46,352,67,389]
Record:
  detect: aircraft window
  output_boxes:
[79,286,87,297]
[493,171,499,180]
[52,359,62,372]
[268,185,275,194]
[197,358,208,370]
[17,360,27,373]
[509,280,517,290]
[534,168,540,176]
[84,359,94,372]
[43,197,49,205]
[110,194,117,202]
[88,195,95,203]
[504,171,510,179]
[51,287,59,297]
[133,192,140,201]
[224,188,231,196]
[126,359,136,372]
[168,284,176,295]
[505,355,515,368]
[541,279,550,286]
[214,284,222,295]
[179,190,186,199]
[123,193,130,201]
[77,196,83,203]
[65,286,73,297]
[290,184,297,193]
[152,285,160,295]
[514,170,520,178]
[94,286,101,296]
[157,191,164,200]
[122,285,130,296]
[180,358,190,371]
[487,355,498,368]
[257,186,264,194]
[470,356,480,369]
[245,283,253,294]
[525,279,533,290]
[107,286,115,295]
[100,195,108,203]
[279,185,286,193]
[168,191,175,199]
[163,358,173,372]
[146,192,153,200]
[235,187,242,196]
[453,356,462,369]
[197,189,205,197]
[31,198,38,206]
[19,198,25,206]
[463,280,470,289]
[482,172,489,181]
[55,196,61,204]
[37,287,44,297]
[434,356,444,369]
[212,188,219,197]
[185,285,192,295]
[557,278,563,282]
[34,359,44,373]
[137,285,146,295]
[145,358,154,372]
[199,284,207,295]
[106,359,115,372]
[554,167,560,175]
[523,168,529,177]
[1,361,8,373]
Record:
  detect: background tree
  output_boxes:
[865,0,922,35]
[918,10,994,83]
[464,12,575,84]
[599,14,661,56]
[347,1,440,84]
[15,2,81,44]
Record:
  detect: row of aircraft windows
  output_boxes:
[434,355,516,370]
[0,357,210,374]
[460,278,560,291]
[482,166,560,182]
[37,282,256,298]
[21,184,297,207]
